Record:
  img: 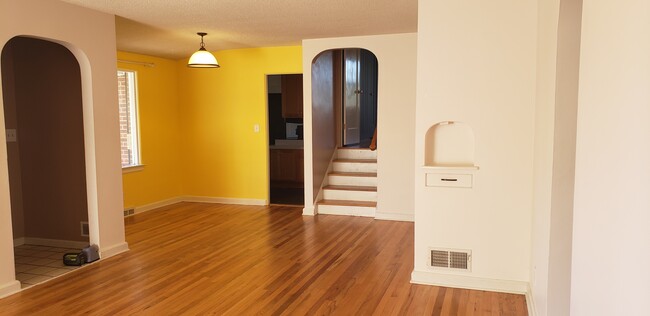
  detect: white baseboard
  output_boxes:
[99,242,129,259]
[182,196,267,206]
[13,237,25,247]
[126,195,269,218]
[0,280,21,299]
[303,204,316,216]
[374,212,414,222]
[19,237,89,249]
[133,196,184,215]
[526,284,537,316]
[411,270,528,294]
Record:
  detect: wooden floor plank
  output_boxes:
[0,202,527,315]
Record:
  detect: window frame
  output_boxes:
[117,69,143,172]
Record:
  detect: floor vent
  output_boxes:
[80,221,89,237]
[429,248,471,271]
[124,208,135,217]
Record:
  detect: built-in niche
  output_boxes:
[424,121,476,167]
[423,121,477,188]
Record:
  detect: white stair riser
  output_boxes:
[328,175,377,186]
[323,189,377,202]
[317,205,376,217]
[337,150,377,160]
[333,162,377,173]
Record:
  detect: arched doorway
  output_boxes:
[1,36,89,287]
[312,49,378,149]
[309,48,379,217]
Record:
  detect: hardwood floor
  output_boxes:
[0,203,528,315]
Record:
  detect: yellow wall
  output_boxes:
[178,46,302,201]
[119,46,302,207]
[118,51,182,208]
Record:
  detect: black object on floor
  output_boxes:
[63,252,86,266]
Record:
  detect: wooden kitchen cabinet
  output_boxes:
[281,74,303,118]
[270,149,304,184]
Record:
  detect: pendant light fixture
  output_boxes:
[187,32,220,68]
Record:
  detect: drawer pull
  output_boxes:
[441,178,458,182]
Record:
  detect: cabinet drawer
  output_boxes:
[425,173,472,188]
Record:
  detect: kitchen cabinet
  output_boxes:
[281,74,303,118]
[270,149,304,184]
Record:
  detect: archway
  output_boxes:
[1,36,90,287]
[309,48,379,215]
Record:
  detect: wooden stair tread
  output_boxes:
[318,200,377,207]
[337,147,373,151]
[334,159,377,163]
[328,172,377,177]
[323,185,377,192]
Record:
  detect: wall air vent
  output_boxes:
[429,248,471,271]
[80,221,89,237]
[430,250,449,268]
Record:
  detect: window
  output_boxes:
[117,70,140,168]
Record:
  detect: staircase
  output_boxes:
[317,148,377,217]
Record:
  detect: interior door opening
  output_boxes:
[267,74,305,206]
[340,49,378,148]
[2,36,90,287]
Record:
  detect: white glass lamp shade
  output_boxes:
[188,48,220,68]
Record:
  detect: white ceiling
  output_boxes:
[60,0,418,60]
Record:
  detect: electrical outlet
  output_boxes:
[253,124,260,133]
[5,129,16,142]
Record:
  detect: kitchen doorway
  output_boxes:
[267,74,304,205]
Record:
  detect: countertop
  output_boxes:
[270,139,303,150]
[269,145,304,150]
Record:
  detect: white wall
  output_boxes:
[545,1,582,315]
[530,0,560,314]
[571,0,650,314]
[531,0,584,315]
[0,0,128,298]
[302,33,417,220]
[413,0,537,292]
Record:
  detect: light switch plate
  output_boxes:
[5,129,16,142]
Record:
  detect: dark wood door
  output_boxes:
[359,49,378,144]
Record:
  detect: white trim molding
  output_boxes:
[411,270,529,294]
[303,205,316,216]
[132,196,184,215]
[0,280,21,299]
[374,212,414,222]
[526,284,537,316]
[20,237,89,249]
[13,237,25,247]
[99,242,129,259]
[126,196,269,218]
[122,164,145,174]
[182,196,267,206]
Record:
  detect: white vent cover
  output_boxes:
[429,248,471,270]
[80,221,89,237]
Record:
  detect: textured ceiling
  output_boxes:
[60,0,418,59]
